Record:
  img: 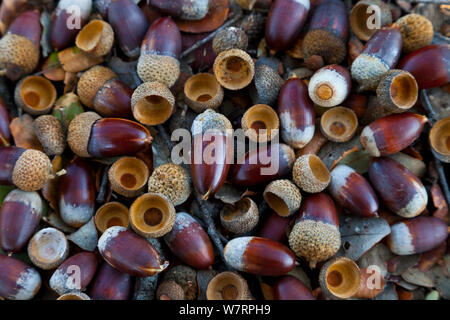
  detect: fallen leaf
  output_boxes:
[67,218,98,251]
[373,282,398,300]
[9,114,44,151]
[430,254,450,299]
[357,243,394,278]
[331,147,371,173]
[107,56,141,89]
[417,241,447,272]
[431,183,449,222]
[42,155,64,212]
[401,267,435,288]
[214,183,256,204]
[318,135,363,170]
[387,254,421,276]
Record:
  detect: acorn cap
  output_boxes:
[95,202,130,233]
[241,104,279,143]
[394,14,434,54]
[137,53,180,88]
[351,54,389,91]
[156,280,185,300]
[206,271,251,300]
[191,109,233,136]
[212,27,248,54]
[350,0,392,41]
[292,154,330,193]
[33,115,66,156]
[67,111,101,157]
[147,163,191,206]
[220,197,259,235]
[376,69,418,113]
[129,192,176,238]
[320,107,358,142]
[263,179,302,217]
[184,73,224,113]
[75,19,114,57]
[319,257,361,299]
[429,117,450,163]
[302,29,347,65]
[57,292,91,300]
[162,265,198,300]
[131,81,175,126]
[108,156,150,198]
[77,66,117,108]
[213,48,255,90]
[14,76,57,116]
[27,227,69,270]
[250,64,284,106]
[12,149,52,191]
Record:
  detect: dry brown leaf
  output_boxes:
[42,155,63,212]
[431,183,449,222]
[417,241,447,272]
[9,114,43,151]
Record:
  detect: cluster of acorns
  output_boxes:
[0,0,449,301]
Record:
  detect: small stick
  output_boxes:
[96,165,110,204]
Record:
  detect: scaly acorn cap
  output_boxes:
[292,154,330,193]
[157,280,185,300]
[263,179,302,217]
[33,115,66,156]
[350,54,389,91]
[302,29,347,65]
[212,27,248,54]
[137,54,180,88]
[220,197,259,235]
[250,64,284,106]
[67,111,102,157]
[77,66,117,108]
[12,149,52,191]
[191,109,232,136]
[394,14,434,54]
[376,69,418,113]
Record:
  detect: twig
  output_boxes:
[96,165,110,204]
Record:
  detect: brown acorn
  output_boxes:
[250,64,284,107]
[429,117,450,163]
[148,163,191,206]
[273,275,315,300]
[319,257,361,299]
[241,104,280,143]
[14,75,57,116]
[94,202,130,233]
[342,93,368,119]
[320,107,358,143]
[206,272,251,300]
[220,197,259,234]
[28,227,69,270]
[57,292,91,300]
[149,0,210,20]
[394,14,434,54]
[89,261,132,300]
[258,212,292,243]
[376,69,418,113]
[212,27,248,54]
[0,97,11,146]
[213,48,255,90]
[75,19,114,57]
[33,115,66,156]
[108,156,149,198]
[292,154,330,193]
[263,179,302,217]
[308,65,351,108]
[156,280,185,300]
[350,0,392,41]
[163,212,215,269]
[184,73,224,113]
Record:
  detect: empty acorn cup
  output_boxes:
[184,73,224,113]
[213,48,255,90]
[292,154,331,193]
[429,117,450,163]
[220,197,259,235]
[129,192,176,238]
[319,257,361,299]
[350,0,392,41]
[57,292,91,300]
[108,156,150,198]
[75,19,114,57]
[376,70,418,113]
[320,107,358,142]
[27,228,69,270]
[14,75,57,115]
[263,179,302,217]
[95,202,130,233]
[206,271,251,300]
[241,104,279,143]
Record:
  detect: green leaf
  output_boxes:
[0,185,14,205]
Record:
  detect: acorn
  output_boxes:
[149,0,210,20]
[308,65,351,108]
[342,93,368,119]
[398,44,450,89]
[157,280,185,300]
[329,164,379,218]
[302,0,348,64]
[148,163,191,206]
[89,261,132,300]
[319,257,361,299]
[137,17,182,87]
[130,81,175,125]
[49,252,98,295]
[360,112,428,157]
[224,236,295,276]
[0,10,41,81]
[349,0,392,41]
[230,143,295,187]
[394,14,433,54]
[213,48,255,90]
[292,154,330,193]
[163,212,215,269]
[33,115,66,156]
[429,117,450,163]
[57,292,91,300]
[50,0,92,50]
[0,146,52,191]
[351,26,402,91]
[0,97,11,146]
[98,226,168,277]
[14,75,57,116]
[191,108,232,136]
[220,197,259,234]
[58,157,96,227]
[320,107,358,143]
[278,78,315,149]
[258,212,292,243]
[28,227,69,270]
[213,27,248,55]
[95,202,130,233]
[263,179,302,217]
[353,267,385,299]
[75,19,114,57]
[107,0,149,58]
[250,64,284,107]
[265,0,310,52]
[184,73,224,113]
[273,275,315,300]
[288,193,340,268]
[108,156,150,198]
[0,254,41,300]
[67,111,152,158]
[206,271,251,300]
[387,216,448,255]
[376,69,418,113]
[368,157,427,218]
[241,104,279,143]
[52,93,84,131]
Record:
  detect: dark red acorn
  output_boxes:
[149,0,210,20]
[164,212,215,269]
[0,146,25,185]
[273,275,315,300]
[89,262,132,300]
[0,96,11,147]
[265,0,310,52]
[258,212,292,243]
[6,9,41,47]
[343,92,368,119]
[93,78,133,118]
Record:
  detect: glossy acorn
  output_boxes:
[149,0,210,20]
[308,65,351,108]
[89,261,132,300]
[273,275,315,300]
[0,97,11,146]
[258,212,292,243]
[350,0,392,41]
[28,227,69,270]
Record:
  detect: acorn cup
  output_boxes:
[429,117,450,163]
[320,107,358,143]
[273,275,315,300]
[376,69,418,113]
[292,154,330,193]
[213,48,255,90]
[0,97,11,146]
[368,157,428,218]
[28,227,69,270]
[349,0,392,41]
[319,257,361,299]
[0,254,41,300]
[95,202,130,233]
[157,281,185,300]
[57,292,91,300]
[206,272,251,300]
[184,73,224,113]
[108,156,150,198]
[163,212,215,269]
[387,216,448,255]
[258,212,292,243]
[278,77,315,149]
[308,65,351,108]
[212,27,248,54]
[75,19,114,57]
[351,26,402,91]
[241,104,280,143]
[394,14,434,54]
[288,193,340,268]
[224,236,296,276]
[302,0,349,65]
[329,164,379,218]
[0,10,41,81]
[263,179,302,217]
[220,197,259,234]
[131,81,175,125]
[250,64,284,107]
[14,75,57,116]
[148,163,191,206]
[33,115,66,156]
[89,261,132,300]
[149,0,210,20]
[137,17,182,87]
[98,226,168,277]
[265,0,310,52]
[360,112,428,157]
